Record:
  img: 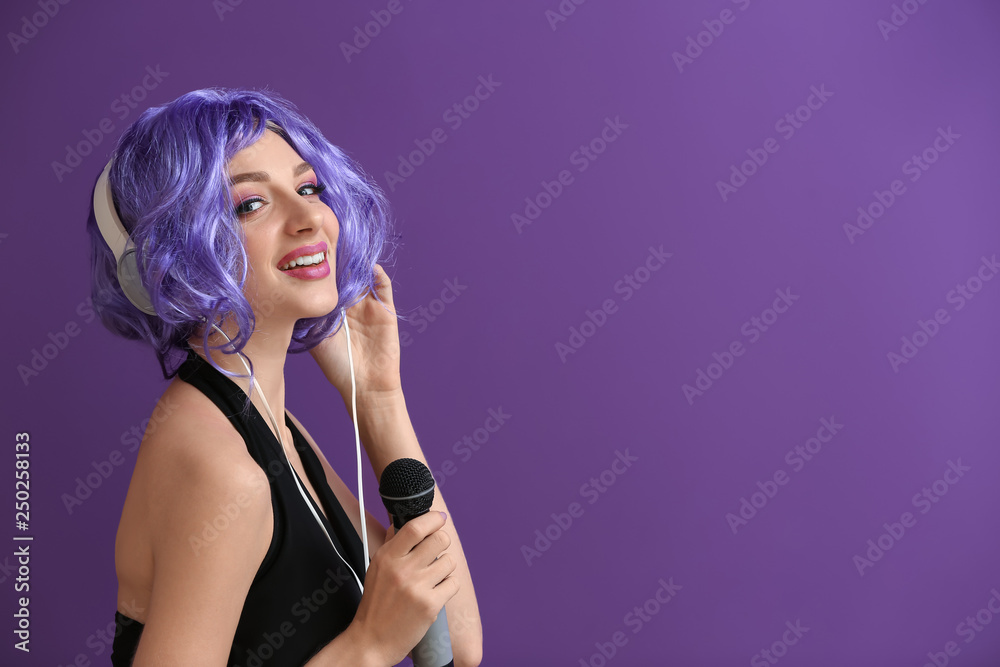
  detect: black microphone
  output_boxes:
[379,458,454,667]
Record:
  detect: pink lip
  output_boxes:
[281,257,331,280]
[277,241,328,269]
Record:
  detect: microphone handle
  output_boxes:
[390,507,454,667]
[412,609,454,667]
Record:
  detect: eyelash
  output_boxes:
[235,182,328,217]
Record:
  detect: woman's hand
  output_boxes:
[310,264,402,408]
[345,511,461,666]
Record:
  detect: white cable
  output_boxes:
[210,321,367,593]
[341,310,371,569]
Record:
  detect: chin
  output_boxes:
[301,295,342,320]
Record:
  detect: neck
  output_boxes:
[187,315,294,448]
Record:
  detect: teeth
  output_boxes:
[281,251,324,271]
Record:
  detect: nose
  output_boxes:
[281,188,326,234]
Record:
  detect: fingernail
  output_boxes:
[439,511,448,521]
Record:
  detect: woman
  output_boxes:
[87,88,482,665]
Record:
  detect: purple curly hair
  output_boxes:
[86,87,398,397]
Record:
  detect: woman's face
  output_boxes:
[226,129,340,326]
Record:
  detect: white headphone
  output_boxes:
[92,158,370,590]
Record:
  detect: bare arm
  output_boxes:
[358,394,483,667]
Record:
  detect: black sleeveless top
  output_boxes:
[111,345,366,666]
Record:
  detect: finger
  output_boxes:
[381,512,446,556]
[431,570,461,603]
[423,551,457,587]
[407,526,451,566]
[371,264,394,302]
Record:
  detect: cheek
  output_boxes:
[242,236,272,275]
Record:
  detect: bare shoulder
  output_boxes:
[115,376,273,647]
[126,378,270,528]
[146,381,267,489]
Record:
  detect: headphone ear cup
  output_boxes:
[93,159,158,317]
[117,245,157,316]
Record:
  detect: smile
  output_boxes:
[276,241,331,280]
[279,251,326,271]
[279,252,331,280]
[277,239,331,280]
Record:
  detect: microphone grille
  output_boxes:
[379,458,435,498]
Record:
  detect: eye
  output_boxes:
[235,196,264,217]
[298,182,327,197]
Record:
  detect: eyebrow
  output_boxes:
[229,161,314,185]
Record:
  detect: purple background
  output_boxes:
[2,0,1000,664]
